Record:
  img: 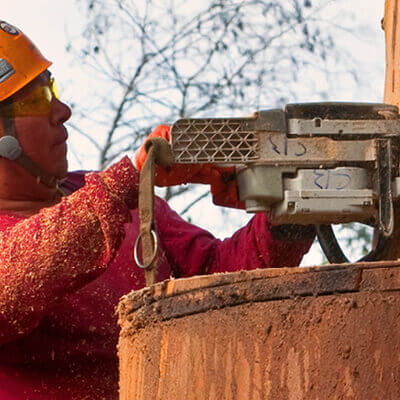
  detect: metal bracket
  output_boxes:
[170,102,400,264]
[376,139,394,237]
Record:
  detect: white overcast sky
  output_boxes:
[1,0,389,264]
[1,3,84,84]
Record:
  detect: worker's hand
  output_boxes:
[269,224,316,241]
[136,125,245,209]
[135,125,170,172]
[136,125,206,186]
[209,168,245,209]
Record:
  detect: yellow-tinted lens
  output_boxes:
[0,83,56,117]
[12,86,53,116]
[50,78,59,99]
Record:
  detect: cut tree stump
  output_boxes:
[118,262,400,400]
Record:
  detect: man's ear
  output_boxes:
[0,136,22,160]
[0,117,22,160]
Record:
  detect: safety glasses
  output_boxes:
[0,78,59,118]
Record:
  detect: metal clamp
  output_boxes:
[133,229,159,269]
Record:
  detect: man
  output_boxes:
[0,21,314,399]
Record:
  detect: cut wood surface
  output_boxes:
[382,0,400,260]
[118,263,400,400]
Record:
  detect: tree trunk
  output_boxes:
[383,0,400,106]
[380,0,400,260]
[118,263,400,399]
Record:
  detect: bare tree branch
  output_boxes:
[180,191,210,216]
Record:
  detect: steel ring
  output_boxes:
[134,230,159,269]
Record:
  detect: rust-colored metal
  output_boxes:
[118,261,400,399]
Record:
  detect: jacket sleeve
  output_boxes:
[0,157,139,346]
[154,198,314,278]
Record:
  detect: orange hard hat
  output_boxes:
[0,20,51,102]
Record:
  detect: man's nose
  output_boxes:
[50,98,72,125]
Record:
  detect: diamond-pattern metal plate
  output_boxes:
[171,118,259,163]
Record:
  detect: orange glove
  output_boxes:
[136,125,245,209]
[136,125,204,186]
[209,168,245,209]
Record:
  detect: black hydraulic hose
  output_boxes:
[316,225,349,264]
[316,224,389,264]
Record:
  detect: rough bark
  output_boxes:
[118,263,400,399]
[383,0,400,106]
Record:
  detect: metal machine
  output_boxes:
[170,102,400,263]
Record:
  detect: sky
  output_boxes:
[1,3,83,80]
[1,0,389,265]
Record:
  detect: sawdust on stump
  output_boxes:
[118,262,400,400]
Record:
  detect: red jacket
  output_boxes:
[0,157,312,399]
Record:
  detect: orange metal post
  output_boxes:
[381,0,400,260]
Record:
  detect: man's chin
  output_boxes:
[55,160,69,180]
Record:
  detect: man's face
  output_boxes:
[9,71,71,179]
